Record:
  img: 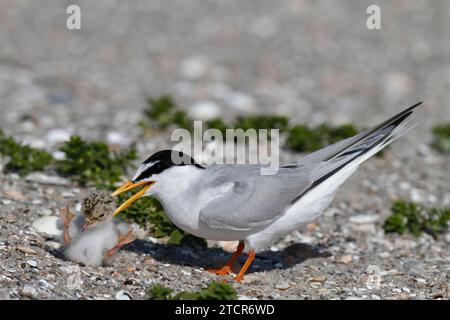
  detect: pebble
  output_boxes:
[179,55,210,80]
[65,273,84,291]
[188,100,221,120]
[107,131,130,146]
[21,284,38,298]
[274,263,283,268]
[349,214,379,224]
[45,128,71,145]
[225,92,256,112]
[46,241,61,249]
[410,188,425,203]
[3,189,26,201]
[0,289,10,300]
[25,173,70,186]
[403,260,425,276]
[115,290,133,300]
[27,260,38,268]
[318,288,330,295]
[31,216,62,237]
[338,255,352,264]
[275,283,290,290]
[17,246,36,255]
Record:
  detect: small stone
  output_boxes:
[226,92,256,112]
[26,260,38,268]
[45,128,71,145]
[0,289,10,300]
[338,255,352,264]
[17,246,37,255]
[107,131,130,146]
[65,273,83,290]
[45,241,61,250]
[143,256,156,265]
[52,151,66,160]
[310,276,326,283]
[115,290,132,300]
[345,296,364,300]
[275,282,290,290]
[188,100,221,120]
[349,214,379,224]
[25,173,70,186]
[410,188,424,203]
[274,263,283,268]
[3,189,26,201]
[318,288,330,295]
[21,284,38,298]
[5,214,17,223]
[179,55,209,79]
[32,216,62,237]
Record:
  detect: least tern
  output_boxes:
[112,103,421,281]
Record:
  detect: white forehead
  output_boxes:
[132,160,160,181]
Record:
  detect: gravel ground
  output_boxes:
[0,1,449,300]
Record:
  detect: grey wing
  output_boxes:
[199,166,313,231]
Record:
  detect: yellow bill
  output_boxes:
[111,180,155,216]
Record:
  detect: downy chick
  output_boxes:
[59,191,138,266]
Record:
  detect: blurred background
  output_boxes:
[0,0,449,148]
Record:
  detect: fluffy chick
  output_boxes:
[59,192,138,267]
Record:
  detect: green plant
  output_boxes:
[204,118,229,134]
[0,129,53,176]
[55,136,137,189]
[143,96,192,130]
[148,281,238,300]
[431,123,450,154]
[234,115,289,132]
[147,284,174,300]
[383,200,450,239]
[285,123,358,152]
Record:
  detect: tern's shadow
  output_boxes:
[124,239,331,274]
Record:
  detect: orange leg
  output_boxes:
[59,206,74,245]
[234,250,256,282]
[105,230,137,257]
[207,241,245,275]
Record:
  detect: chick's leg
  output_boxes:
[207,241,245,275]
[105,230,137,257]
[59,206,74,245]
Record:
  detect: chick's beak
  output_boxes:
[111,180,154,216]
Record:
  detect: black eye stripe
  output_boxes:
[135,150,204,181]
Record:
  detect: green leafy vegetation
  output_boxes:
[0,129,53,176]
[55,136,137,189]
[142,95,192,131]
[117,191,206,246]
[431,123,450,154]
[285,123,358,152]
[233,115,289,132]
[383,200,450,239]
[142,95,362,153]
[148,281,238,300]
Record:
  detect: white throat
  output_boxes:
[146,165,204,202]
